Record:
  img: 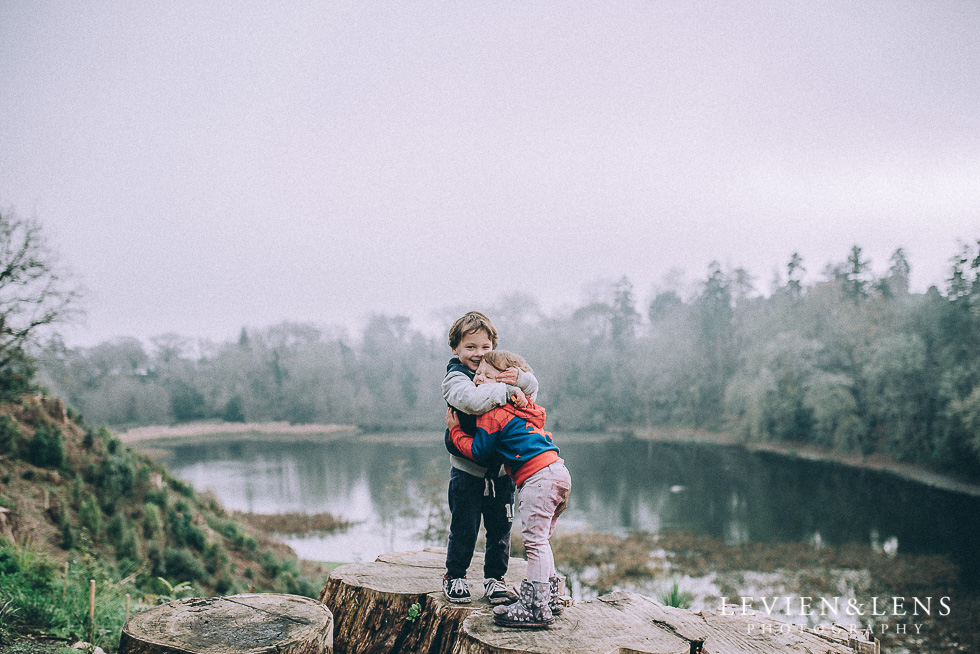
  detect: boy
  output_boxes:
[446,349,571,628]
[442,311,539,604]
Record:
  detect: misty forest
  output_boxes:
[35,241,980,481]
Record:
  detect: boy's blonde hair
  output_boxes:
[448,311,498,349]
[482,350,532,374]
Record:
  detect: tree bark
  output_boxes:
[118,593,332,654]
[318,548,527,654]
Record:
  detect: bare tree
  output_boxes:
[0,211,82,369]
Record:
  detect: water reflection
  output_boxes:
[165,435,980,586]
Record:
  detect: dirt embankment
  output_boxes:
[636,427,980,498]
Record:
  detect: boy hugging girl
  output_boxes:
[441,311,572,628]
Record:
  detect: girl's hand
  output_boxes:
[446,407,460,430]
[495,367,520,385]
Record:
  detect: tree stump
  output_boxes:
[321,549,871,654]
[457,590,864,653]
[318,548,527,654]
[118,593,332,654]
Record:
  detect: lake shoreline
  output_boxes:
[116,420,980,498]
[635,426,980,498]
[117,420,358,444]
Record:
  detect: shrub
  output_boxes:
[66,406,84,425]
[59,509,75,550]
[206,516,247,549]
[186,523,206,552]
[167,507,206,551]
[71,476,85,505]
[135,463,152,496]
[0,415,21,456]
[78,496,103,538]
[145,488,168,509]
[214,573,234,594]
[96,455,136,504]
[278,569,319,598]
[259,552,283,577]
[102,514,140,564]
[146,539,165,577]
[26,424,65,469]
[106,513,126,545]
[0,348,36,402]
[116,527,141,565]
[168,477,195,499]
[162,548,206,582]
[1,543,58,585]
[0,547,18,575]
[202,542,228,575]
[142,503,163,538]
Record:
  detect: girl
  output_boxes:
[446,350,572,628]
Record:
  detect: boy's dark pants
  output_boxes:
[446,466,515,580]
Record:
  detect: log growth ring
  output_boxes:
[119,593,333,654]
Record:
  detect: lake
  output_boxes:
[161,432,980,588]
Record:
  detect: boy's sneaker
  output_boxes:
[443,574,471,603]
[483,577,516,605]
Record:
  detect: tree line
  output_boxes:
[29,240,980,479]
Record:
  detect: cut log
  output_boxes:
[318,547,527,654]
[320,549,874,654]
[457,590,866,653]
[118,593,332,654]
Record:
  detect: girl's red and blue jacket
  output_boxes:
[446,401,561,488]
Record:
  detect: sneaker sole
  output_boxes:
[445,596,471,603]
[492,616,554,628]
[486,596,511,605]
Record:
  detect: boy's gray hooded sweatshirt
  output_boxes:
[442,363,539,477]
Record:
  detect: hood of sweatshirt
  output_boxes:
[497,401,547,431]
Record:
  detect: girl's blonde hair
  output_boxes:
[482,350,532,373]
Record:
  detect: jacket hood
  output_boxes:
[500,401,547,430]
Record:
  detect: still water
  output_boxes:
[164,433,980,587]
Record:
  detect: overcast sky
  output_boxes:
[1,1,978,347]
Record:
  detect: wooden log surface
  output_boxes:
[457,590,863,653]
[118,593,332,654]
[321,549,872,654]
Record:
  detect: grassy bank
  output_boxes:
[0,397,339,653]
